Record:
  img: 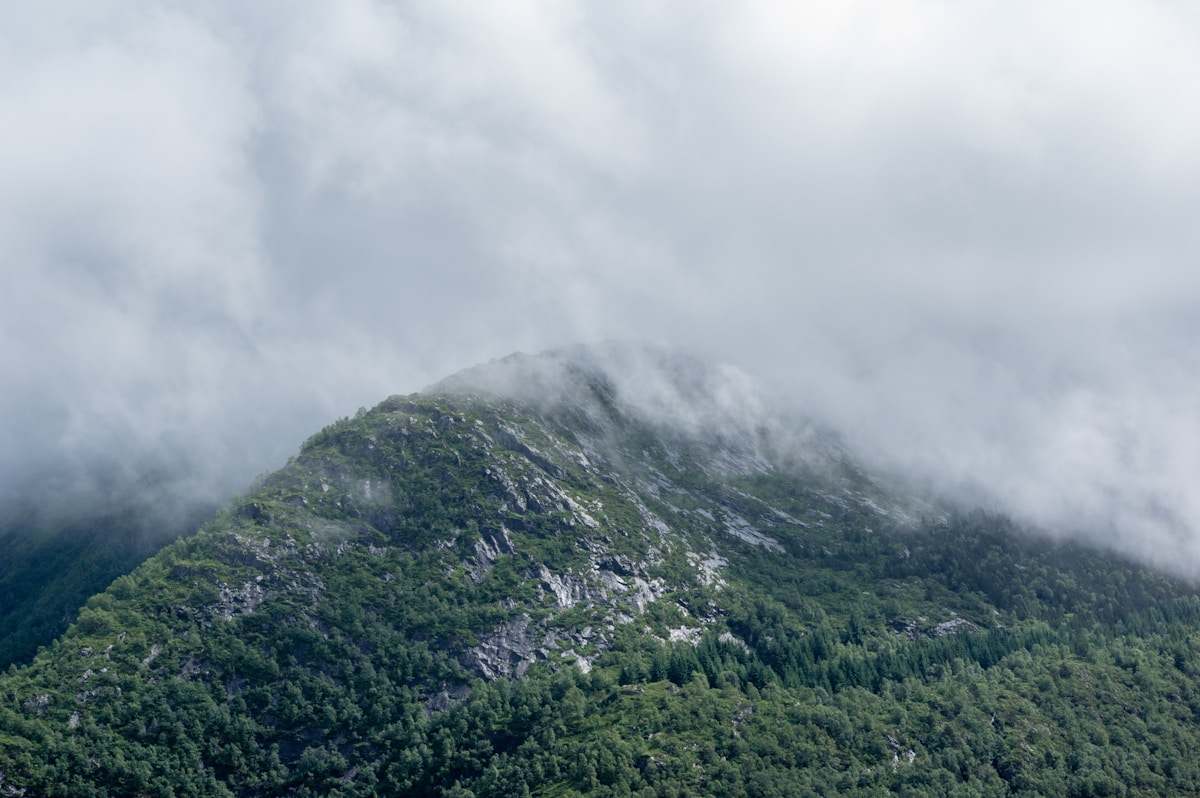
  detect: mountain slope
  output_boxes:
[0,478,217,670]
[2,347,1200,796]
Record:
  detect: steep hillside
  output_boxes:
[2,347,1200,796]
[0,475,218,670]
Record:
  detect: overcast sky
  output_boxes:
[3,1,1200,572]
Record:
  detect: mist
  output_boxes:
[3,1,1200,575]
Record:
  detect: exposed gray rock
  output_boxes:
[0,770,25,798]
[141,643,163,668]
[626,576,669,613]
[466,526,516,584]
[463,614,556,679]
[539,566,608,608]
[686,550,728,587]
[933,617,979,637]
[667,626,702,645]
[721,510,784,552]
[208,580,269,621]
[463,610,617,680]
[888,615,979,640]
[561,648,594,673]
[593,553,640,577]
[424,683,472,715]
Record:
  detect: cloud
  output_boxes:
[2,1,1200,573]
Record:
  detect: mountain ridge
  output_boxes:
[2,345,1200,796]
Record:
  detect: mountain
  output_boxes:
[2,344,1200,796]
[0,472,218,671]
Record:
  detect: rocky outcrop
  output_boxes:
[461,614,609,680]
[887,615,980,641]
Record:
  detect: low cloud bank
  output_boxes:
[3,2,1199,576]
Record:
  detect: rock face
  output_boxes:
[887,615,980,641]
[462,614,555,680]
[378,348,925,680]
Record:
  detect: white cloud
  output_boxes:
[3,0,1200,572]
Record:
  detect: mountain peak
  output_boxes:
[430,342,763,432]
[4,347,1199,795]
[427,341,792,482]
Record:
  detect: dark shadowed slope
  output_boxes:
[0,472,218,670]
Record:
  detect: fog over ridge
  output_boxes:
[3,1,1200,576]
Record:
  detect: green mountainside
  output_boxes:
[0,478,217,671]
[2,347,1200,796]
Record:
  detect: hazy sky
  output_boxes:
[3,2,1200,572]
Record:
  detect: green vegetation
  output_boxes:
[1,381,1199,796]
[0,492,215,670]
